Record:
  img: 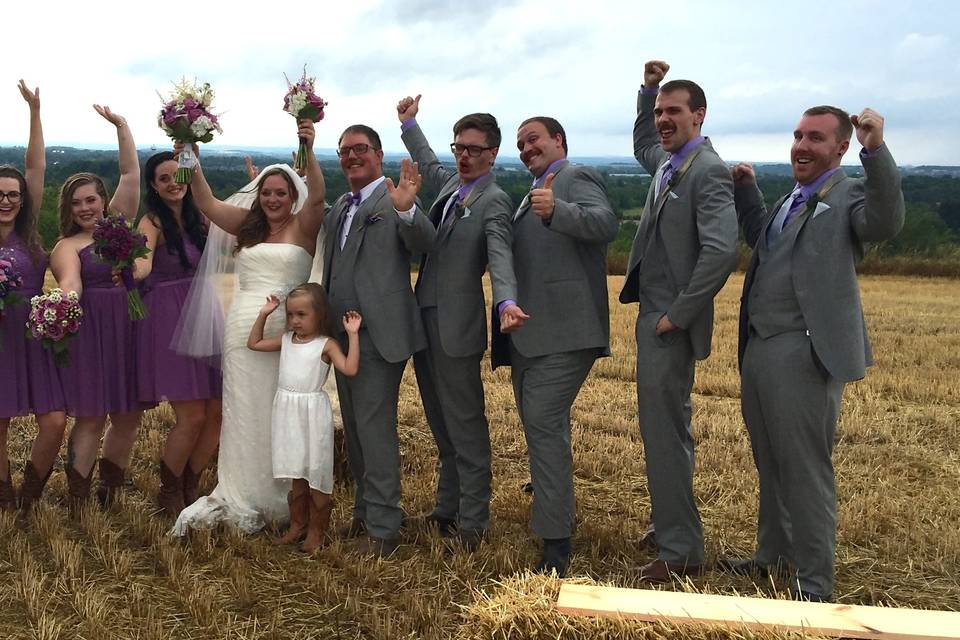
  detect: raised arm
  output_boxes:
[398,95,454,193]
[247,295,284,352]
[292,119,327,242]
[93,105,140,218]
[19,80,45,217]
[176,143,248,235]
[50,240,83,298]
[848,109,905,244]
[324,311,361,376]
[633,60,670,175]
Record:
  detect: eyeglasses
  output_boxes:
[450,143,494,158]
[337,143,377,157]
[0,191,22,203]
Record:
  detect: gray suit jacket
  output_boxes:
[619,89,739,361]
[736,144,905,382]
[401,123,517,358]
[491,160,618,369]
[321,181,435,363]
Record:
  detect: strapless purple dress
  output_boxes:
[0,233,65,417]
[136,240,222,402]
[61,244,142,417]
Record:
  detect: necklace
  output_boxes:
[268,215,293,237]
[291,332,315,343]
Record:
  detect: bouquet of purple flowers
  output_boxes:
[283,69,327,173]
[26,288,83,367]
[92,215,150,321]
[0,252,24,323]
[158,79,222,183]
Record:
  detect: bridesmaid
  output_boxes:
[134,151,222,516]
[0,81,67,512]
[49,104,143,512]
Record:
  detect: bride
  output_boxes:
[171,119,326,535]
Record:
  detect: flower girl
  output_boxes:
[247,283,359,552]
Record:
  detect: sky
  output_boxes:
[2,0,959,165]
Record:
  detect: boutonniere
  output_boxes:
[455,204,471,220]
[363,213,383,226]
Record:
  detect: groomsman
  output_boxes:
[725,106,903,602]
[491,116,618,577]
[396,95,526,550]
[619,60,739,583]
[321,125,435,556]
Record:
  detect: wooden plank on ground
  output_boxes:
[556,584,960,640]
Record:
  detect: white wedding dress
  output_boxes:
[172,243,314,535]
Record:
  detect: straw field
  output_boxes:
[2,273,959,639]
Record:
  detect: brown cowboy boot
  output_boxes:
[182,464,200,505]
[65,463,93,516]
[302,491,334,554]
[0,461,15,511]
[95,459,125,508]
[18,461,54,512]
[272,483,309,546]
[157,460,185,517]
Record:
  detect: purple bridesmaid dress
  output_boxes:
[136,239,222,403]
[0,233,65,417]
[60,244,142,417]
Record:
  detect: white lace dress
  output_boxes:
[272,333,334,494]
[172,243,313,535]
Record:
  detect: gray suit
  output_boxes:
[321,181,435,540]
[491,160,618,540]
[735,144,904,597]
[401,122,517,534]
[619,89,739,565]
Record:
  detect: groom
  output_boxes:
[321,124,435,556]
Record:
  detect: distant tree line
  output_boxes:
[1,147,957,276]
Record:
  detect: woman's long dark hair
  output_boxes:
[143,152,207,269]
[0,165,43,265]
[234,168,299,254]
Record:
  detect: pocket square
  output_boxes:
[364,213,383,225]
[811,201,832,219]
[458,206,472,219]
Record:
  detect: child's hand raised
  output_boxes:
[260,295,280,315]
[342,310,362,334]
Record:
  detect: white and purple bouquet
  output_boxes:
[92,215,150,321]
[158,79,222,183]
[26,288,83,368]
[0,252,24,323]
[283,69,327,173]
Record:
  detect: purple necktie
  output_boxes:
[781,191,807,230]
[658,162,674,197]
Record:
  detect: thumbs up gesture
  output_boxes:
[530,172,556,220]
[397,94,421,123]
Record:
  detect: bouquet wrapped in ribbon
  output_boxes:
[283,69,327,173]
[0,252,24,323]
[92,215,150,320]
[26,288,83,367]
[158,79,222,183]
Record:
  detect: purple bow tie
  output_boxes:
[346,192,362,208]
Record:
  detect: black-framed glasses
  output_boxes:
[450,143,494,158]
[337,143,376,157]
[0,191,22,203]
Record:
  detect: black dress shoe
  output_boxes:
[535,537,571,578]
[634,529,658,552]
[717,557,771,579]
[792,589,831,603]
